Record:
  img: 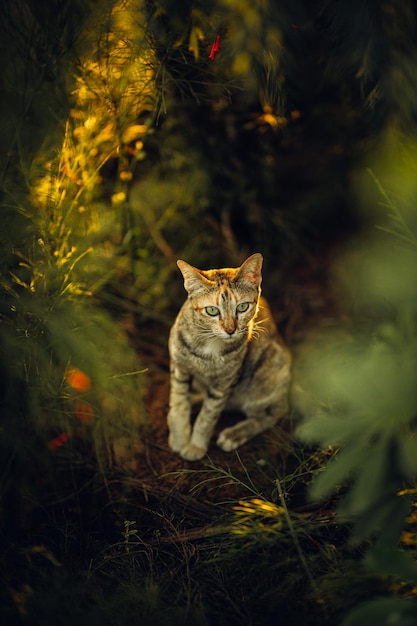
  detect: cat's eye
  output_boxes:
[205,305,220,316]
[236,302,250,313]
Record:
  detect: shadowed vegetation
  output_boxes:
[1,1,417,624]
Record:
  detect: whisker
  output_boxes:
[252,320,268,337]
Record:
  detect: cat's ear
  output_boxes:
[177,260,212,294]
[236,253,263,287]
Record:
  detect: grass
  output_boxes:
[0,415,398,626]
[2,3,417,624]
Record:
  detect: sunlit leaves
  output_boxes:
[0,1,151,475]
[66,0,154,207]
[188,22,205,61]
[232,498,285,537]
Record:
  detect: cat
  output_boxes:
[167,253,291,461]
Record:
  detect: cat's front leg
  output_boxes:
[180,389,228,461]
[167,364,192,453]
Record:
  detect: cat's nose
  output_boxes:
[222,319,237,335]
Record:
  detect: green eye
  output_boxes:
[236,302,250,313]
[205,305,220,316]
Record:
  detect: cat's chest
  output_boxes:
[187,343,243,390]
[171,323,245,374]
[180,337,242,369]
[197,336,235,359]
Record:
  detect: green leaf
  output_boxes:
[353,495,411,546]
[341,598,417,626]
[364,542,417,585]
[398,432,417,478]
[309,444,368,501]
[297,412,366,448]
[337,436,390,518]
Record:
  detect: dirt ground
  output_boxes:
[119,249,341,539]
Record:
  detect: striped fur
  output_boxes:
[167,253,291,461]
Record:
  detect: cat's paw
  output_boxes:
[168,432,190,454]
[217,428,245,452]
[180,442,207,461]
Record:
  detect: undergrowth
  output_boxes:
[2,2,417,625]
[0,430,395,626]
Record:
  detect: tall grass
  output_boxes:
[0,1,152,540]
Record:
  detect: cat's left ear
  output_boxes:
[236,253,263,287]
[177,260,212,294]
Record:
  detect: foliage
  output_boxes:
[323,0,417,131]
[341,598,417,626]
[0,441,386,626]
[296,135,417,620]
[2,1,417,625]
[0,0,149,519]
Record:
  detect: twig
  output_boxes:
[274,477,321,597]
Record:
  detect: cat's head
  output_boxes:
[176,254,263,339]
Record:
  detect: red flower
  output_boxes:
[209,35,221,60]
[48,432,71,450]
[65,368,91,392]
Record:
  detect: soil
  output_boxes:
[0,247,354,626]
[116,248,342,541]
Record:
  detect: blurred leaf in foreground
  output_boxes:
[296,136,417,544]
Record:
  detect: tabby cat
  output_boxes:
[167,253,291,461]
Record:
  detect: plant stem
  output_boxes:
[274,477,321,597]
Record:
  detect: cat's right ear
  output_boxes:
[177,260,211,295]
[236,253,263,287]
